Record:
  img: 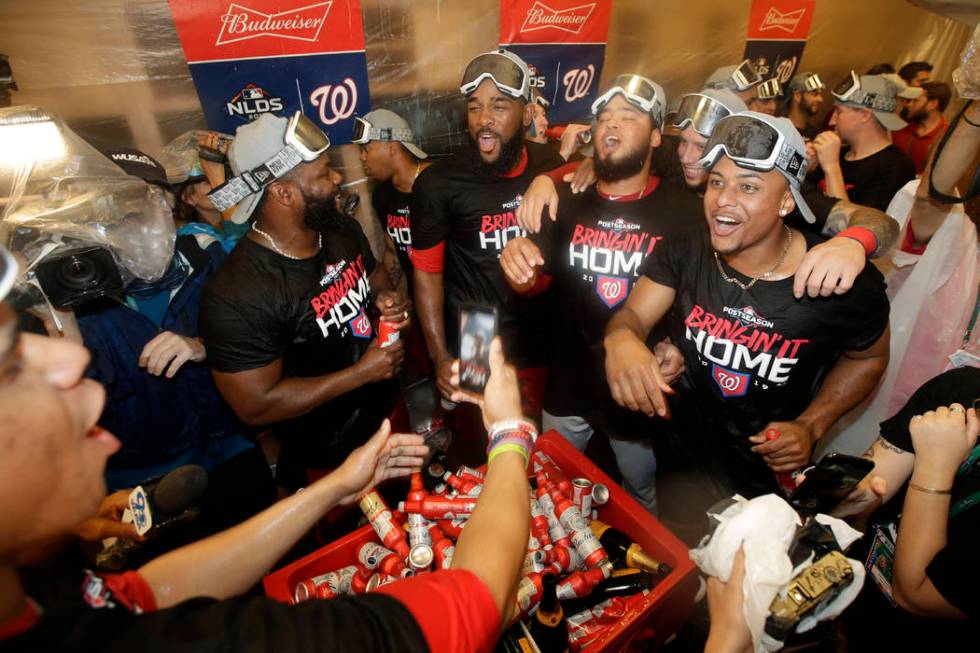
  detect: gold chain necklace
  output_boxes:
[714,225,793,291]
[252,223,322,261]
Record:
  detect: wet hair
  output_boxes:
[866,63,895,75]
[898,61,933,83]
[921,81,952,113]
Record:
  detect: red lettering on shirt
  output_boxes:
[310,256,367,320]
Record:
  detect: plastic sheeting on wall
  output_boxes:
[1,0,975,162]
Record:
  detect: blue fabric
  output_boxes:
[75,235,252,489]
[177,221,247,254]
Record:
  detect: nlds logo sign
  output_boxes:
[226,84,284,120]
[520,1,596,35]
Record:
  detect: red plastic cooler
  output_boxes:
[263,431,699,651]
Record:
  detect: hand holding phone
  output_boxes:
[789,453,875,515]
[458,303,498,394]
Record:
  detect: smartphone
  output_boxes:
[789,453,875,514]
[458,303,497,394]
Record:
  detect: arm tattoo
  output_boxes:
[823,201,900,258]
[875,434,911,455]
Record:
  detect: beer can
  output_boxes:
[571,478,593,516]
[591,483,610,506]
[378,319,400,348]
[366,573,399,592]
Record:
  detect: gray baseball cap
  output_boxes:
[705,60,762,92]
[225,113,292,224]
[789,72,825,93]
[832,72,908,131]
[360,109,427,159]
[881,73,924,100]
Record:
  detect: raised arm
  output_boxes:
[140,420,427,608]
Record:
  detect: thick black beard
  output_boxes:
[463,129,525,178]
[302,191,357,236]
[595,143,649,183]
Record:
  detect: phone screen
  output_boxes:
[458,303,497,394]
[789,453,875,514]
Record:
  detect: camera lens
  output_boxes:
[58,255,102,289]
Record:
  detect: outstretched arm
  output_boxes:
[140,421,427,609]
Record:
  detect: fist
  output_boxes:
[358,339,405,382]
[813,131,842,167]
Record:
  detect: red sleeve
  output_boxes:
[900,220,928,255]
[409,241,446,274]
[103,571,158,614]
[544,160,580,184]
[377,569,500,653]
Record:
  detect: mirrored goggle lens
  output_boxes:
[672,94,731,136]
[461,53,526,96]
[733,60,762,90]
[832,72,859,98]
[608,75,658,104]
[756,78,781,99]
[351,117,370,143]
[289,113,330,157]
[804,74,824,92]
[705,115,781,163]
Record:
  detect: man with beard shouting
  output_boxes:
[199,112,410,491]
[499,75,685,513]
[409,50,564,413]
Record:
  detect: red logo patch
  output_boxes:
[711,364,750,398]
[595,275,628,309]
[349,308,373,339]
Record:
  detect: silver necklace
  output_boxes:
[252,223,322,260]
[714,225,793,291]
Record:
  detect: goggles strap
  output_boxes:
[208,146,305,212]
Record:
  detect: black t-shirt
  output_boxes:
[878,366,980,618]
[810,144,916,211]
[532,178,686,426]
[843,367,979,649]
[199,228,395,486]
[5,563,428,653]
[410,142,565,367]
[641,221,890,496]
[372,180,414,292]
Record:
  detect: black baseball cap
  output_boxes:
[100,147,171,190]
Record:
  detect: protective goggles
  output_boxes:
[350,116,415,145]
[591,74,665,126]
[794,73,824,93]
[459,51,530,101]
[671,93,733,137]
[208,111,330,212]
[698,114,807,185]
[730,60,762,92]
[832,71,897,112]
[755,78,782,100]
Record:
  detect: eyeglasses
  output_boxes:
[671,93,733,137]
[208,112,330,212]
[459,50,531,101]
[591,74,665,125]
[698,114,807,185]
[350,116,415,145]
[832,71,897,113]
[755,78,782,100]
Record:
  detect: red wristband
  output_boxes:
[836,226,877,256]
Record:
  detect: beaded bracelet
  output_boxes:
[487,426,536,450]
[488,419,538,443]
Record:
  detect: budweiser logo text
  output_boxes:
[520,1,595,35]
[216,1,333,45]
[759,7,805,33]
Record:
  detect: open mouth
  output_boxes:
[711,214,741,237]
[478,131,499,154]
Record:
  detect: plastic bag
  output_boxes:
[953,23,980,99]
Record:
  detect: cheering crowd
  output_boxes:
[0,37,979,653]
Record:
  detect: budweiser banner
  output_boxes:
[742,0,816,89]
[499,0,613,123]
[168,0,370,144]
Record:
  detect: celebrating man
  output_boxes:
[784,72,826,139]
[500,75,686,513]
[410,49,564,409]
[604,112,890,515]
[199,112,410,491]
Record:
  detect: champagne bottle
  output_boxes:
[527,574,570,653]
[560,568,656,617]
[590,520,671,576]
